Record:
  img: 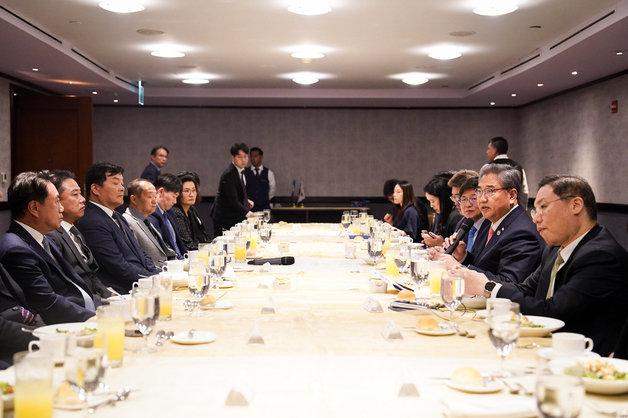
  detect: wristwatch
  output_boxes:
[483,281,497,298]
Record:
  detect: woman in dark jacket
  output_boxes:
[384,182,421,240]
[172,172,211,250]
[423,173,462,246]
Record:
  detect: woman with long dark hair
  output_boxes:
[422,173,462,246]
[383,182,420,240]
[171,172,212,250]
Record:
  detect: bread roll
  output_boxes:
[416,316,440,330]
[450,367,483,385]
[201,294,216,306]
[397,289,415,302]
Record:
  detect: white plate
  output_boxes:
[200,300,233,310]
[583,358,628,395]
[232,265,254,272]
[33,322,98,338]
[475,309,487,319]
[550,358,628,395]
[462,295,486,309]
[447,378,504,394]
[519,315,565,337]
[537,347,600,360]
[414,324,456,336]
[171,331,217,345]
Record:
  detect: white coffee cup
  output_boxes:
[552,332,594,356]
[28,333,68,365]
[163,260,184,273]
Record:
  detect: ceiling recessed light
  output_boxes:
[490,101,496,106]
[92,91,98,95]
[473,1,518,16]
[291,50,325,61]
[98,1,144,13]
[402,76,429,86]
[292,74,319,85]
[182,78,210,84]
[571,71,578,75]
[616,51,624,56]
[288,1,331,16]
[537,83,544,87]
[113,99,119,103]
[32,68,39,72]
[428,47,462,60]
[151,50,185,58]
[511,93,517,97]
[69,81,73,84]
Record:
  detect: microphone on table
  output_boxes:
[248,256,295,265]
[444,218,474,255]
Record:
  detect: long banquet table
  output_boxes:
[10,223,628,417]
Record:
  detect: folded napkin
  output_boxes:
[260,262,273,272]
[223,265,235,279]
[441,398,538,418]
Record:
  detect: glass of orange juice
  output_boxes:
[428,260,446,295]
[157,273,173,320]
[94,303,125,368]
[234,236,247,262]
[13,350,54,418]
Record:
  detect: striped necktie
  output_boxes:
[546,252,564,299]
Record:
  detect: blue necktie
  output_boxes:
[467,226,477,252]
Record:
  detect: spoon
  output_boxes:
[88,387,132,414]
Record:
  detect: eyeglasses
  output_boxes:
[474,187,509,198]
[459,197,478,205]
[531,196,575,218]
[449,195,460,203]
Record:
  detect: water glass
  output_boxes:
[64,345,105,409]
[187,262,210,315]
[259,224,272,244]
[367,236,383,264]
[340,213,351,235]
[209,251,227,288]
[487,301,521,377]
[410,254,429,288]
[263,209,271,223]
[536,358,584,418]
[131,286,159,353]
[13,350,54,418]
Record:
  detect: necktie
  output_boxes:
[144,218,171,255]
[69,226,90,262]
[112,211,144,261]
[546,252,565,299]
[42,236,53,257]
[486,227,495,245]
[163,213,182,258]
[241,172,251,210]
[255,168,260,176]
[467,226,477,252]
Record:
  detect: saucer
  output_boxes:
[171,331,217,345]
[537,347,600,360]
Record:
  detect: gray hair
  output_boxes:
[479,164,521,195]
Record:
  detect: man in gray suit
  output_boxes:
[123,179,176,268]
[46,170,113,301]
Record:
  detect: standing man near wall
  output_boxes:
[140,146,169,184]
[244,147,276,212]
[211,143,254,236]
[484,136,529,208]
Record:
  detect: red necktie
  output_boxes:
[486,227,495,245]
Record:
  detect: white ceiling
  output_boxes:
[0,0,626,107]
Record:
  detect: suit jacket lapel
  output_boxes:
[552,224,601,291]
[48,239,94,298]
[476,206,521,262]
[59,227,93,272]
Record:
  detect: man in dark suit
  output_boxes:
[435,164,544,284]
[244,147,276,211]
[0,171,96,324]
[125,178,176,268]
[46,170,113,302]
[211,143,254,236]
[463,175,628,356]
[77,163,160,293]
[485,136,529,208]
[148,174,186,259]
[140,145,169,184]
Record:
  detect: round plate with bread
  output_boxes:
[414,317,456,336]
[446,367,504,393]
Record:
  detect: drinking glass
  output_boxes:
[157,273,173,320]
[340,213,351,236]
[131,286,159,353]
[440,274,464,322]
[428,260,446,295]
[536,358,584,418]
[367,236,383,265]
[13,350,54,418]
[94,303,125,368]
[410,254,429,288]
[487,301,521,377]
[394,244,410,274]
[209,251,227,289]
[263,209,271,224]
[234,236,247,263]
[385,245,399,275]
[187,262,210,315]
[64,345,105,410]
[259,224,272,244]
